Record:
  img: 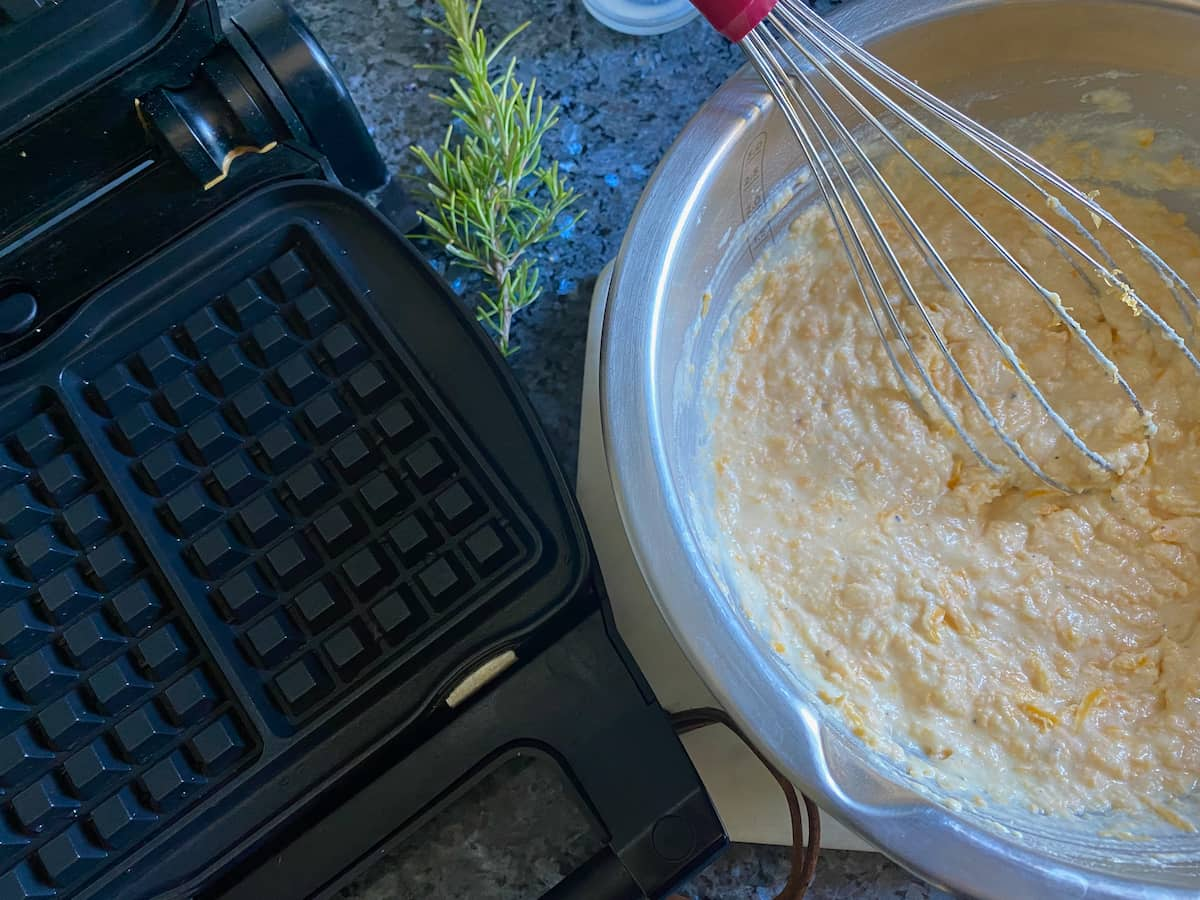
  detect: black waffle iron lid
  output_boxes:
[0,3,612,897]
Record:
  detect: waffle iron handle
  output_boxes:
[525,602,727,900]
[540,846,645,900]
[204,607,725,899]
[441,602,725,900]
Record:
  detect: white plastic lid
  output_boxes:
[581,0,699,36]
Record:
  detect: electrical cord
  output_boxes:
[667,708,821,900]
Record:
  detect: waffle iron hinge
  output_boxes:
[136,47,294,192]
[137,0,387,195]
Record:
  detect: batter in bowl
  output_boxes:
[708,130,1200,829]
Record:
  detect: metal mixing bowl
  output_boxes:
[601,1,1200,896]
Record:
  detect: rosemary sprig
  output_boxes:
[410,0,583,356]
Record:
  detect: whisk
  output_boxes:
[688,0,1200,493]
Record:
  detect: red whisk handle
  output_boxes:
[691,0,777,41]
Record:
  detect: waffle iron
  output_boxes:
[0,1,727,896]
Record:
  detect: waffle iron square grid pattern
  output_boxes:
[0,393,255,898]
[75,235,537,730]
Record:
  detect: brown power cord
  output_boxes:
[668,708,821,900]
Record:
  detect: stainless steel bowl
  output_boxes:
[601,1,1200,896]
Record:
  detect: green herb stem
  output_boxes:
[410,0,583,356]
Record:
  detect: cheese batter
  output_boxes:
[708,132,1200,828]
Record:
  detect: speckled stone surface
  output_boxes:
[223,0,942,895]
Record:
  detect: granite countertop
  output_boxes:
[249,0,946,895]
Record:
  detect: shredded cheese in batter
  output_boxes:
[708,134,1200,826]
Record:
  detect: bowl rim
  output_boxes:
[600,0,1200,896]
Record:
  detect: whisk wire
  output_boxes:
[740,0,1200,485]
[784,0,1200,358]
[742,30,1007,478]
[749,23,1084,489]
[766,2,1149,458]
[804,0,1200,314]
